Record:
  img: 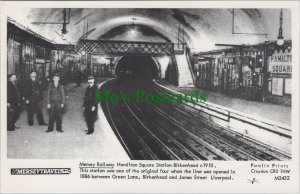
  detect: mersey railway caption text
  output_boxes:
[80,162,214,168]
[79,162,233,180]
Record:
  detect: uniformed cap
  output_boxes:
[53,73,60,77]
[88,76,94,80]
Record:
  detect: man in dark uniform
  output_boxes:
[46,74,65,133]
[83,76,98,135]
[7,74,21,131]
[23,71,47,126]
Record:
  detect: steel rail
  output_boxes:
[130,103,207,160]
[152,84,291,160]
[155,82,291,138]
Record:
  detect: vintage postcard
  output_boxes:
[0,1,299,193]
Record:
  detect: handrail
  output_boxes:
[155,82,291,139]
[185,45,196,85]
[171,51,180,86]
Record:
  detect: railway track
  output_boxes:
[129,102,224,160]
[103,100,156,159]
[100,79,291,161]
[152,84,291,161]
[102,81,205,160]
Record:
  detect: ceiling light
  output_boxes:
[61,33,67,40]
[61,8,68,36]
[61,21,68,35]
[130,29,136,34]
[277,38,284,46]
[277,9,284,46]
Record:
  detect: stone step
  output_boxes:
[175,53,193,87]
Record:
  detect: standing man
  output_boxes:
[23,71,47,126]
[83,76,98,135]
[46,74,65,133]
[7,74,20,131]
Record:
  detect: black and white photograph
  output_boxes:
[1,1,299,193]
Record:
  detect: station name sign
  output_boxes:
[269,49,292,74]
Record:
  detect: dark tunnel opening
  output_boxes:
[115,56,159,81]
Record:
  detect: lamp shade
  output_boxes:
[277,38,284,46]
[61,33,67,40]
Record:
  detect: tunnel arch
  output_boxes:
[95,16,189,45]
[96,18,193,86]
[114,55,161,80]
[75,18,194,86]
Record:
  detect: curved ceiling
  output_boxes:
[9,8,291,52]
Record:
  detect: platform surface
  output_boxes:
[7,82,129,159]
[158,80,291,126]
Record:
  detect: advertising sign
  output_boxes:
[269,49,292,74]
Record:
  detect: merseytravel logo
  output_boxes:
[11,168,71,175]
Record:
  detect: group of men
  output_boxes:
[7,71,98,135]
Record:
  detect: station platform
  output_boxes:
[7,81,129,159]
[157,80,291,126]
